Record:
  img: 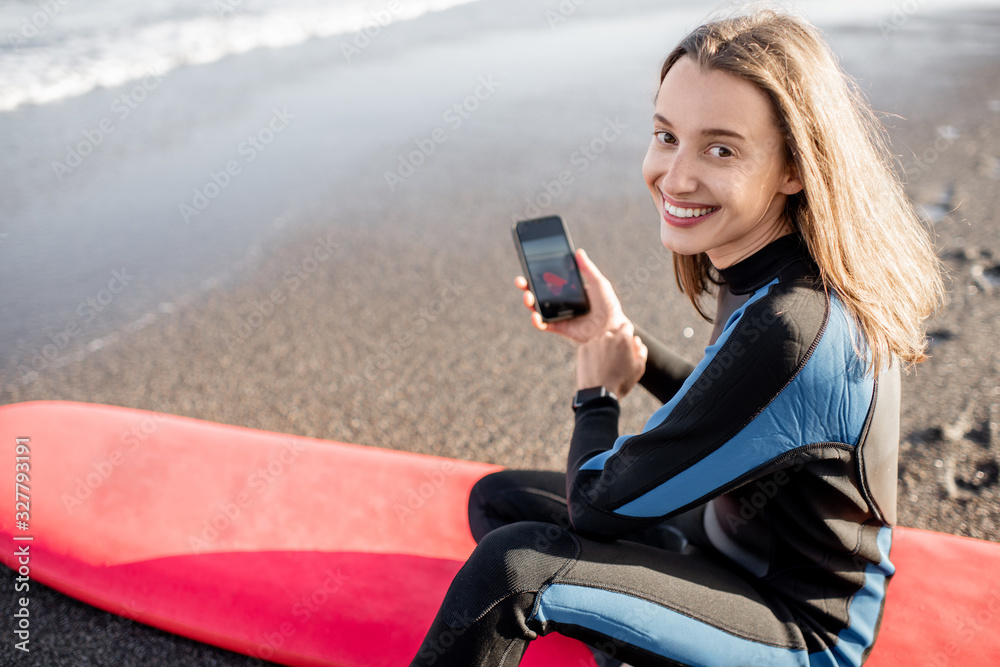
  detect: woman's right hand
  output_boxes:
[515,248,629,344]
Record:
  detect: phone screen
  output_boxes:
[513,216,589,321]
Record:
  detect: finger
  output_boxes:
[522,289,536,309]
[576,248,607,285]
[514,275,528,290]
[606,320,632,340]
[531,311,547,331]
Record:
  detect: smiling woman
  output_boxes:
[643,57,803,269]
[654,13,945,373]
[410,6,945,667]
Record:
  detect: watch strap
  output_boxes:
[573,386,617,411]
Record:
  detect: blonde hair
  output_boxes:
[662,8,945,373]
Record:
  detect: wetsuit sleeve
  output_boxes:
[566,285,831,541]
[633,323,695,404]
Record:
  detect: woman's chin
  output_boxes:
[660,225,706,257]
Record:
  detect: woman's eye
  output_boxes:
[709,145,734,158]
[654,130,676,145]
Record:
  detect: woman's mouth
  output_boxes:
[661,195,720,227]
[665,202,718,218]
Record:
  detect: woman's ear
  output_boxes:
[780,161,804,196]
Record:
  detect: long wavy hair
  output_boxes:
[662,8,945,373]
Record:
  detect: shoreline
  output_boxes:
[3,2,999,538]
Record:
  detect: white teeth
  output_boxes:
[665,202,716,218]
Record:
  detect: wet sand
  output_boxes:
[2,2,1000,665]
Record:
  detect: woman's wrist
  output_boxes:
[602,312,631,337]
[611,312,630,329]
[575,367,627,396]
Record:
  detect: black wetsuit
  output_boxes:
[410,233,899,667]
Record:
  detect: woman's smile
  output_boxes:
[660,192,720,227]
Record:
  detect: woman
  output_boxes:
[410,8,944,667]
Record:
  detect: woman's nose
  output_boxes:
[660,149,698,195]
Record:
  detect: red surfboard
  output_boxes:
[1,401,998,666]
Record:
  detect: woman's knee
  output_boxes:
[468,469,568,542]
[468,471,512,540]
[468,470,513,510]
[470,469,562,503]
[443,521,579,623]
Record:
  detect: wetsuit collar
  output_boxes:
[717,233,813,295]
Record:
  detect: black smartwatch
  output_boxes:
[572,386,617,412]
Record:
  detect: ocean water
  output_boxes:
[1,0,999,389]
[0,0,482,112]
[4,0,1000,114]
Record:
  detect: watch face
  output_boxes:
[574,387,607,408]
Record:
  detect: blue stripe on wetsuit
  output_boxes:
[578,278,777,475]
[531,526,894,667]
[580,283,874,519]
[534,582,811,666]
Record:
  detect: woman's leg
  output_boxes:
[410,520,577,666]
[412,470,814,667]
[466,470,636,666]
[468,469,710,552]
[409,518,813,667]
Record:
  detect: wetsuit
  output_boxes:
[410,233,899,667]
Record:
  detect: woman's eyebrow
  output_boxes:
[653,113,746,141]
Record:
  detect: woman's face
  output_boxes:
[641,56,802,269]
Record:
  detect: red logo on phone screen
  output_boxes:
[543,272,568,296]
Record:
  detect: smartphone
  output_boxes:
[512,215,590,322]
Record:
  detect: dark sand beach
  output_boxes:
[2,0,1000,664]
